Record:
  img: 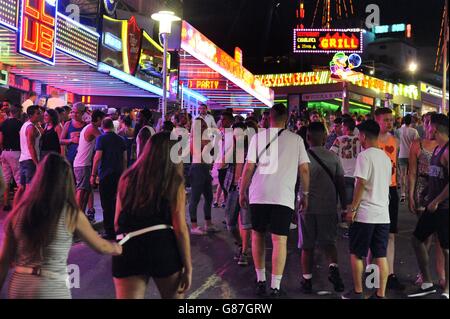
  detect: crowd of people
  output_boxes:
[0,94,447,300]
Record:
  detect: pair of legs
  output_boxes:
[189,164,213,229]
[398,160,408,199]
[301,245,339,275]
[76,189,94,212]
[412,238,449,294]
[114,272,184,299]
[412,209,449,295]
[98,173,121,237]
[351,254,389,297]
[1,151,20,208]
[252,230,287,279]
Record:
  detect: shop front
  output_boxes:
[256,71,420,117]
[420,82,449,115]
[0,0,167,111]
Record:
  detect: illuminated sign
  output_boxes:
[294,29,363,53]
[103,32,122,51]
[257,71,419,100]
[373,24,406,34]
[55,12,99,67]
[8,73,30,91]
[330,52,364,82]
[256,71,333,87]
[0,70,8,87]
[125,16,142,75]
[302,92,343,101]
[421,82,450,100]
[136,30,167,89]
[103,0,119,16]
[0,0,18,31]
[0,42,11,57]
[18,0,58,65]
[235,47,243,65]
[181,21,274,107]
[188,79,228,90]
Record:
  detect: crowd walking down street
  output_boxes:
[0,100,448,300]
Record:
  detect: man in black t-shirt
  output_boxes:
[91,118,127,240]
[0,106,23,210]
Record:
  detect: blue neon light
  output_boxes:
[98,62,166,97]
[182,86,208,103]
[103,32,122,52]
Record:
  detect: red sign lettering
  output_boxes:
[19,0,57,65]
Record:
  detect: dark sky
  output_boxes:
[182,0,444,71]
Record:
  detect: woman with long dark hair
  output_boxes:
[0,153,122,299]
[41,109,62,157]
[113,132,192,299]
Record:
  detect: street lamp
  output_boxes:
[151,10,181,120]
[408,61,418,113]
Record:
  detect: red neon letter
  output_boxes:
[38,24,55,59]
[24,0,39,19]
[40,0,55,26]
[22,16,39,52]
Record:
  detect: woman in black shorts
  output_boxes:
[112,132,192,299]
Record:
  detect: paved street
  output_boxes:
[0,191,445,299]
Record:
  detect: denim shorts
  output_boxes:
[225,187,252,231]
[74,166,92,191]
[19,160,36,186]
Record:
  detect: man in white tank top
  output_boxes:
[15,105,42,204]
[73,110,105,220]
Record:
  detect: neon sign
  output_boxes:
[293,29,363,53]
[103,32,122,51]
[181,21,274,107]
[104,0,119,16]
[256,71,333,87]
[0,0,18,31]
[0,70,8,87]
[330,52,364,82]
[18,0,58,65]
[8,73,30,91]
[257,71,419,100]
[188,79,228,90]
[373,24,406,34]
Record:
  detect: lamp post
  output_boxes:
[408,61,418,114]
[151,11,181,121]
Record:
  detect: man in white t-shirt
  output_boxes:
[342,120,391,300]
[195,103,217,129]
[21,91,37,112]
[239,103,310,298]
[395,114,419,201]
[46,90,66,109]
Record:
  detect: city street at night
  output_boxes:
[0,0,448,306]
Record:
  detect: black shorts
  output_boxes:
[112,229,183,278]
[250,204,293,236]
[413,209,449,250]
[389,187,399,233]
[349,222,390,259]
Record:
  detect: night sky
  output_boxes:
[182,0,444,72]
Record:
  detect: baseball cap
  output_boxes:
[107,107,117,115]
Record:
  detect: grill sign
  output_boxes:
[294,29,363,54]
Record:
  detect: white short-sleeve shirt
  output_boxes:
[247,129,310,210]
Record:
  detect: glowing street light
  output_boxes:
[408,61,418,74]
[151,11,181,120]
[408,61,418,113]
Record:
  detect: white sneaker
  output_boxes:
[289,223,298,230]
[191,226,207,235]
[204,224,220,233]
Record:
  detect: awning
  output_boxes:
[0,10,163,98]
[179,21,274,109]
